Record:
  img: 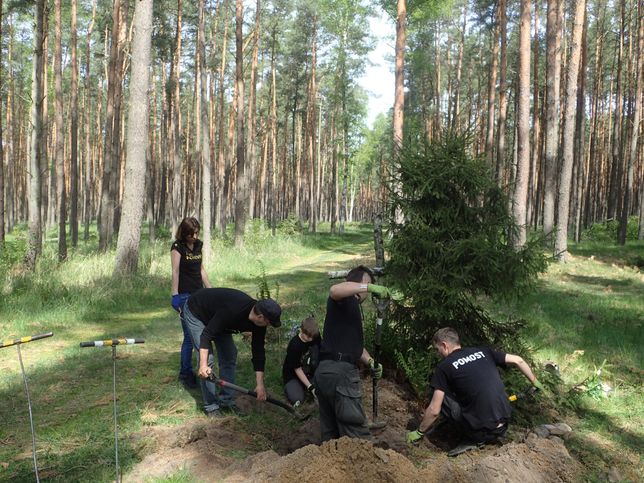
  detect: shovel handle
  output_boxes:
[209,375,296,414]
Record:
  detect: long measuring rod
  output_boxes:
[1,331,54,483]
[80,338,144,348]
[0,332,54,349]
[80,337,144,483]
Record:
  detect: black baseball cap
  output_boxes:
[256,298,282,328]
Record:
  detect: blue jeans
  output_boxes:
[176,294,193,377]
[182,303,238,412]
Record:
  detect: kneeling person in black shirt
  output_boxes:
[406,327,543,452]
[182,288,282,417]
[282,316,320,406]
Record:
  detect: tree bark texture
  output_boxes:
[114,0,153,275]
[554,0,586,261]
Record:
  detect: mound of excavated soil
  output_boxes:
[222,435,578,483]
[223,437,442,483]
[453,434,580,482]
[125,377,580,482]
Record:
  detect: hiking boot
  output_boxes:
[179,372,198,389]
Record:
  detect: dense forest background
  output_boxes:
[0,0,642,271]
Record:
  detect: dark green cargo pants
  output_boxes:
[314,359,371,442]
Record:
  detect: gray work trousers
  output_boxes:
[314,359,371,442]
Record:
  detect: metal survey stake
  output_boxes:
[1,331,54,483]
[80,338,144,483]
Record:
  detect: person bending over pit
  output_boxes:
[406,327,544,455]
[182,287,281,417]
[314,265,394,442]
[282,316,321,406]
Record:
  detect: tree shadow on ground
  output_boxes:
[566,404,644,481]
[568,242,644,268]
[560,273,644,300]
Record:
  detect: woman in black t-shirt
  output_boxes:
[171,217,211,388]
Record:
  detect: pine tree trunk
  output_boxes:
[0,0,4,242]
[269,33,277,235]
[54,0,67,261]
[543,0,561,238]
[69,0,79,247]
[573,17,588,242]
[247,0,260,221]
[392,0,406,225]
[114,0,153,274]
[618,4,642,244]
[486,1,500,164]
[26,0,45,269]
[511,0,531,249]
[198,0,212,260]
[496,0,508,186]
[554,0,586,261]
[99,0,122,251]
[233,0,247,247]
[171,0,183,233]
[217,0,230,236]
[608,0,625,221]
[307,15,318,234]
[452,2,466,132]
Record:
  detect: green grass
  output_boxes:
[0,222,641,481]
[488,239,644,481]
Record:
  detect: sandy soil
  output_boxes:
[125,377,580,482]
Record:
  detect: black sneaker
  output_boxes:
[447,441,485,457]
[179,373,198,389]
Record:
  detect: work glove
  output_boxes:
[368,358,383,380]
[406,429,425,444]
[307,383,317,398]
[367,284,390,299]
[171,294,183,312]
[367,284,404,302]
[532,379,545,392]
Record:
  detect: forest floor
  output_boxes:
[0,222,642,482]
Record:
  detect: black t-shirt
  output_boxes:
[319,295,363,362]
[187,288,267,372]
[171,239,204,294]
[430,346,512,431]
[282,334,319,384]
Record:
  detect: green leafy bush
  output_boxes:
[580,217,640,242]
[384,135,548,394]
[277,214,303,236]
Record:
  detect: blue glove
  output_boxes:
[171,294,183,312]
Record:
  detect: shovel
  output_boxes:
[208,373,308,420]
[369,298,389,430]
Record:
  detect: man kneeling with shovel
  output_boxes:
[406,327,543,456]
